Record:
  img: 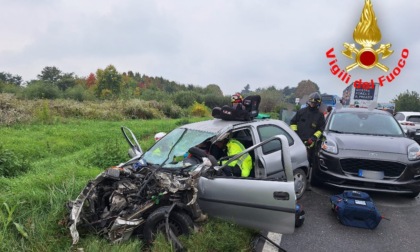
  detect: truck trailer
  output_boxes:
[341,82,379,108]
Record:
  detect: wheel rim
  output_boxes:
[294,172,305,196]
[155,218,184,236]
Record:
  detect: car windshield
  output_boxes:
[142,128,215,169]
[328,111,404,136]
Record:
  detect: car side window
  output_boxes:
[394,113,404,121]
[257,125,294,155]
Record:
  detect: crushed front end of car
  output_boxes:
[67,148,214,248]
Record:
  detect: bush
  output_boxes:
[0,145,30,177]
[173,91,203,108]
[21,81,62,100]
[64,85,95,101]
[189,102,210,117]
[122,100,165,119]
[0,83,23,95]
[140,89,170,102]
[158,101,185,119]
[34,100,55,124]
[203,94,230,109]
[0,94,33,125]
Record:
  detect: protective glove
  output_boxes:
[306,136,317,147]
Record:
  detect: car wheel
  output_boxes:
[143,206,194,243]
[293,168,307,199]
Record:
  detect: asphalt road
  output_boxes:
[277,184,420,252]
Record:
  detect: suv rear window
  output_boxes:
[407,116,420,123]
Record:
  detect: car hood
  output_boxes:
[325,133,413,154]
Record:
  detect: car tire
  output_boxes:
[294,168,307,199]
[143,206,194,243]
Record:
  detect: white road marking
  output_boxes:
[262,232,282,252]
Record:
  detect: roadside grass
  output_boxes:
[0,118,255,251]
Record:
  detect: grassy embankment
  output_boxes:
[0,118,256,252]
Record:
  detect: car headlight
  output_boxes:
[408,143,420,161]
[321,139,338,154]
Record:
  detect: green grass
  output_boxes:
[0,118,255,252]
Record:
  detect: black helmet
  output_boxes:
[307,92,322,107]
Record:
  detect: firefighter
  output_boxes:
[290,92,325,167]
[214,138,253,177]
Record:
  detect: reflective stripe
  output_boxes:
[313,130,322,138]
[290,124,297,131]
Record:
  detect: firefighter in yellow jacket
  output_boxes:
[216,138,253,177]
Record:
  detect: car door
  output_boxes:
[253,123,295,178]
[197,135,296,234]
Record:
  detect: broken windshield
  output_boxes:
[142,128,215,169]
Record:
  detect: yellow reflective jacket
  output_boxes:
[223,139,253,177]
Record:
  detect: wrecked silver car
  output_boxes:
[67,119,298,247]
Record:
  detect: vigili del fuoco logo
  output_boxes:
[326,0,409,90]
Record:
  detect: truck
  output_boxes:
[321,94,340,108]
[341,82,379,108]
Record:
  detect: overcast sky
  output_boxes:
[1,0,419,102]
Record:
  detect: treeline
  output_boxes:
[0,65,322,112]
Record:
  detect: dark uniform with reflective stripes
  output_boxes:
[290,106,325,143]
[290,105,325,167]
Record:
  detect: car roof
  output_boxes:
[180,118,283,134]
[396,111,420,116]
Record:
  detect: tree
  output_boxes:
[23,80,62,99]
[95,65,122,98]
[258,86,284,112]
[56,73,76,91]
[173,91,203,108]
[86,73,96,88]
[38,66,62,84]
[241,84,251,95]
[393,90,420,112]
[295,80,320,99]
[0,72,22,86]
[204,84,223,96]
[203,94,230,108]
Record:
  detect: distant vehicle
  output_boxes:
[321,94,339,108]
[394,111,420,143]
[299,94,340,113]
[377,102,396,114]
[311,107,420,198]
[341,82,379,108]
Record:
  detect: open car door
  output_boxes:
[197,135,296,234]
